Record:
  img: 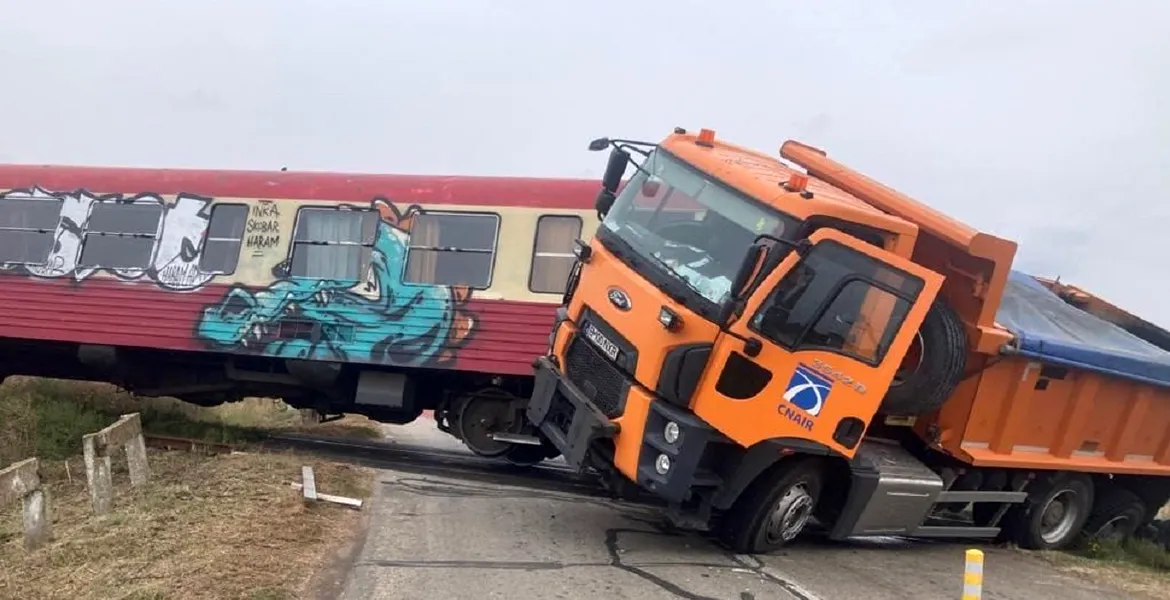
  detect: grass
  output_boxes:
[0,449,372,600]
[1038,536,1170,599]
[0,376,382,467]
[0,376,380,600]
[1011,501,1170,597]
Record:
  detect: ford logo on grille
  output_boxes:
[606,287,631,311]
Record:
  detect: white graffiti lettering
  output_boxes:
[0,187,218,291]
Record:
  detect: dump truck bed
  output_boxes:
[997,271,1170,387]
[923,272,1170,475]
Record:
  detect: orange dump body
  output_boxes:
[920,354,1170,476]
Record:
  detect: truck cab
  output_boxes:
[527,128,967,551]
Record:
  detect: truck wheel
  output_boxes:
[718,457,823,554]
[1005,472,1094,550]
[1080,486,1147,544]
[880,300,967,417]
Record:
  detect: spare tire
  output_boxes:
[879,299,967,417]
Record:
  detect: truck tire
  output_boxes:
[717,457,823,554]
[880,299,967,417]
[1004,472,1094,550]
[1079,486,1147,544]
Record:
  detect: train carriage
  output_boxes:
[0,164,602,459]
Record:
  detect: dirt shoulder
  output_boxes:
[1035,541,1170,599]
[1,447,373,600]
[0,377,378,600]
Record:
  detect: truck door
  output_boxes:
[690,228,945,457]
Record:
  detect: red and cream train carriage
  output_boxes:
[0,164,604,458]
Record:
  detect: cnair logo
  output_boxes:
[606,287,631,311]
[782,364,832,418]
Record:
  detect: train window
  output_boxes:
[0,194,62,265]
[289,208,378,281]
[78,202,164,269]
[199,204,248,274]
[404,212,499,288]
[529,215,583,294]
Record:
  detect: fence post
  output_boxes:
[82,412,151,515]
[961,548,984,600]
[83,433,114,516]
[0,458,52,550]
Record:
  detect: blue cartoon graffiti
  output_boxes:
[194,198,475,366]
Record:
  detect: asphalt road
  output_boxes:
[333,420,1143,600]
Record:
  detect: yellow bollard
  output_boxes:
[962,548,984,599]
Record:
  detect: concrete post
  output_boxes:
[82,412,151,515]
[83,434,114,516]
[1,458,52,550]
[125,431,151,487]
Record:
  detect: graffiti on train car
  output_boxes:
[0,186,218,290]
[2,186,479,367]
[243,202,283,254]
[193,197,477,367]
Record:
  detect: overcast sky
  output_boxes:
[2,0,1168,326]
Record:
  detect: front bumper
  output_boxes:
[527,355,618,470]
[526,356,717,505]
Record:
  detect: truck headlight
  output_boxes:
[663,421,680,444]
[654,453,672,475]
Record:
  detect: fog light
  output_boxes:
[654,453,672,475]
[658,306,680,330]
[663,421,681,444]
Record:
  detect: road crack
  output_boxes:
[376,476,822,600]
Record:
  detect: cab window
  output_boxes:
[749,240,923,365]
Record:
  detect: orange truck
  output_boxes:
[523,127,1170,553]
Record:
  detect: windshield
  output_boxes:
[600,149,800,307]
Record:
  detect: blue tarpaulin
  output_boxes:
[995,270,1170,388]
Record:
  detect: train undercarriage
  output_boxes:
[0,338,558,464]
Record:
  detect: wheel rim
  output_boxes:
[764,483,814,544]
[891,331,924,388]
[1093,515,1132,542]
[456,388,520,457]
[1039,490,1082,545]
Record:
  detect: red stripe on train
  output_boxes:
[0,165,600,210]
[0,275,557,377]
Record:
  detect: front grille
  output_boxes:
[563,335,627,417]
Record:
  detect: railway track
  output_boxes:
[141,430,639,503]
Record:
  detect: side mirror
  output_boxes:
[595,189,616,219]
[601,148,629,193]
[595,147,630,219]
[588,137,612,152]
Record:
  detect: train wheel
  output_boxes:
[454,387,524,458]
[718,457,823,554]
